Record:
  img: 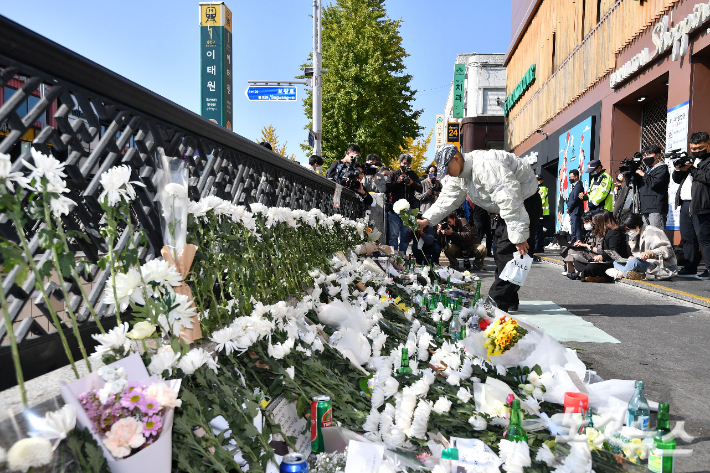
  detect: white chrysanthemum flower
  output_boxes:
[446,373,461,386]
[406,399,432,439]
[164,182,187,199]
[103,268,145,312]
[7,437,53,472]
[285,366,295,379]
[311,338,324,352]
[0,153,30,192]
[469,414,487,430]
[200,195,230,213]
[370,386,385,409]
[188,200,209,219]
[392,199,410,214]
[362,408,380,432]
[459,359,473,378]
[432,397,452,414]
[41,404,76,443]
[158,293,197,335]
[22,148,67,186]
[534,443,558,466]
[421,368,436,385]
[98,165,145,206]
[91,322,131,358]
[267,337,294,360]
[381,425,406,448]
[141,258,182,291]
[457,387,472,403]
[249,202,268,215]
[498,438,532,473]
[148,345,180,377]
[410,379,430,397]
[45,179,76,217]
[178,347,219,375]
[211,326,239,355]
[395,389,417,430]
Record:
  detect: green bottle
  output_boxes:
[434,285,439,294]
[398,348,412,374]
[436,320,444,338]
[428,295,437,311]
[421,295,429,310]
[475,281,481,302]
[446,276,452,289]
[648,403,675,473]
[459,321,467,340]
[578,408,594,434]
[503,399,528,442]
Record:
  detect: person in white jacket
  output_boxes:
[417,144,541,311]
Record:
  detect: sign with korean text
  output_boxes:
[244,86,297,101]
[446,122,460,150]
[435,115,444,150]
[200,2,233,130]
[452,64,466,118]
[665,101,689,231]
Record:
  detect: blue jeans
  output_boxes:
[413,241,441,265]
[387,211,410,252]
[614,257,651,276]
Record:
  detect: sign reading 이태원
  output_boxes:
[200,2,233,130]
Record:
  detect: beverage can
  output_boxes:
[280,452,309,473]
[311,395,333,452]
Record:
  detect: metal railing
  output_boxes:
[0,15,363,388]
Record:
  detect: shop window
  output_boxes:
[4,87,47,126]
[4,87,27,117]
[27,95,47,127]
[641,94,668,153]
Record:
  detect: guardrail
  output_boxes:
[0,15,364,389]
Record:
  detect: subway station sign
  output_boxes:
[200,2,233,130]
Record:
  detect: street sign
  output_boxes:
[200,2,233,130]
[308,132,315,147]
[435,114,444,149]
[452,64,466,118]
[244,86,297,101]
[447,122,460,150]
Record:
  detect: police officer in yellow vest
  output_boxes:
[580,159,614,212]
[534,174,550,254]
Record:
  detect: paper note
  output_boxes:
[265,394,311,457]
[566,370,589,395]
[344,439,384,473]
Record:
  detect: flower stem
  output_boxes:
[12,217,79,378]
[0,283,26,406]
[52,217,105,334]
[106,208,122,325]
[43,201,92,372]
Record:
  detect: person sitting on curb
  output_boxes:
[606,213,678,281]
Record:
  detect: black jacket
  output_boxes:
[673,156,710,214]
[437,217,477,248]
[385,169,423,210]
[600,228,629,262]
[326,159,344,180]
[639,164,670,214]
[567,181,585,216]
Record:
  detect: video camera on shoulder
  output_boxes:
[334,161,362,190]
[618,152,644,174]
[664,148,693,168]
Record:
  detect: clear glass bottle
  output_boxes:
[449,315,460,340]
[626,380,651,431]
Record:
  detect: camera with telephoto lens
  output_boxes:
[618,152,644,174]
[363,164,379,176]
[334,161,362,190]
[439,221,450,231]
[665,148,693,168]
[400,166,412,185]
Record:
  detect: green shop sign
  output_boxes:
[504,64,535,118]
[452,64,466,118]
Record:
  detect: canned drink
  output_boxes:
[311,395,333,452]
[280,453,308,473]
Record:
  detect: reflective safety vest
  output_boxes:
[538,185,550,215]
[586,171,614,212]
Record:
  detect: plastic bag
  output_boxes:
[499,253,533,286]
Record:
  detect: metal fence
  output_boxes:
[0,15,364,388]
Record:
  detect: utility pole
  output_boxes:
[246,1,324,157]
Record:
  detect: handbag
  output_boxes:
[499,253,533,286]
[645,257,677,281]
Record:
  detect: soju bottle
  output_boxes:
[436,320,444,338]
[398,348,412,374]
[578,408,594,434]
[421,295,429,310]
[434,284,439,294]
[648,403,675,473]
[458,296,463,309]
[475,281,482,302]
[626,381,651,431]
[459,319,467,340]
[449,316,460,341]
[446,276,452,289]
[428,296,437,311]
[503,399,528,442]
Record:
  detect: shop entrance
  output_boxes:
[641,94,668,153]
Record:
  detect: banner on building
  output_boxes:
[435,115,444,150]
[200,2,233,130]
[452,64,466,118]
[665,101,689,231]
[556,117,593,231]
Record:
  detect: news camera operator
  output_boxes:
[386,154,423,253]
[326,144,360,180]
[672,131,710,279]
[415,165,442,213]
[635,145,670,229]
[363,153,386,193]
[437,212,485,269]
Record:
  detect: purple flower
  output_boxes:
[140,397,162,416]
[120,391,144,410]
[143,415,162,436]
[126,382,144,394]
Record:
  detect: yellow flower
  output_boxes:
[127,321,156,340]
[585,427,605,450]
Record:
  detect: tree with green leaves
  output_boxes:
[300,0,422,169]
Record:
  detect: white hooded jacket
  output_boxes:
[422,149,538,244]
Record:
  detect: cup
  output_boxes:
[564,392,589,413]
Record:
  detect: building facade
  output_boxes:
[506,0,710,240]
[443,53,506,152]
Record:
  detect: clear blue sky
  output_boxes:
[0,1,511,165]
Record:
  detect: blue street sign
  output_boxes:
[308,132,315,147]
[244,86,297,101]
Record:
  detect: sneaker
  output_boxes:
[605,268,622,280]
[566,272,580,280]
[626,270,645,281]
[677,268,698,277]
[696,270,710,280]
[561,271,569,276]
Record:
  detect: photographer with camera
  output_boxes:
[326,144,360,180]
[351,163,374,208]
[437,212,485,269]
[580,159,613,212]
[635,145,670,229]
[386,154,423,253]
[415,165,442,213]
[673,131,710,279]
[362,153,387,193]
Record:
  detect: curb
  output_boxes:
[539,255,710,309]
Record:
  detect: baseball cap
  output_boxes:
[435,144,458,177]
[586,159,602,172]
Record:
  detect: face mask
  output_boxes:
[569,177,576,183]
[617,173,624,181]
[692,149,708,158]
[643,157,655,166]
[584,223,593,231]
[627,230,639,239]
[429,173,436,179]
